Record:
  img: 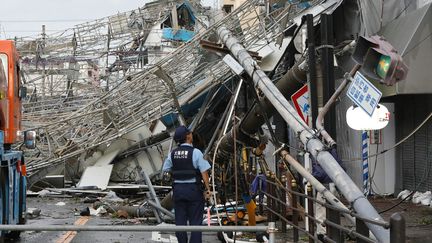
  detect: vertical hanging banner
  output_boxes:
[362,131,369,195]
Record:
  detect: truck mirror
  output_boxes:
[24,131,36,149]
[19,86,27,99]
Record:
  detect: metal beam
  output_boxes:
[153,66,187,126]
[0,224,269,232]
[279,150,355,224]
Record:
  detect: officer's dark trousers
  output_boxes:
[173,183,204,243]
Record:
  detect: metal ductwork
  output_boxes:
[217,58,307,158]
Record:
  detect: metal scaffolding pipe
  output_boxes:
[0,224,268,232]
[217,26,389,242]
[279,150,355,224]
[218,55,306,156]
[141,169,163,222]
[146,200,175,219]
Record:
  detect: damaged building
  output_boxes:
[1,0,431,242]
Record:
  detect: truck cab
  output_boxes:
[0,40,22,146]
[0,40,27,239]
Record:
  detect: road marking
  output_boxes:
[56,216,90,243]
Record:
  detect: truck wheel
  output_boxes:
[5,230,21,240]
[18,174,26,224]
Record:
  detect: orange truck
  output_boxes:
[0,40,35,239]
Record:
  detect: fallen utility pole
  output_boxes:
[279,150,355,224]
[217,26,389,242]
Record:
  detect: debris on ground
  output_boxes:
[37,189,63,197]
[101,191,125,203]
[26,208,41,219]
[83,196,99,203]
[90,206,107,216]
[116,209,129,219]
[80,207,90,216]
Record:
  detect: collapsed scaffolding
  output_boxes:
[20,0,328,187]
[17,0,213,129]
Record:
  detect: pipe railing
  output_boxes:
[0,224,272,233]
[265,180,389,228]
[259,175,405,243]
[217,25,389,242]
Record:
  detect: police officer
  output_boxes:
[163,126,211,243]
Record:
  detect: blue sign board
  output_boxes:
[347,72,382,117]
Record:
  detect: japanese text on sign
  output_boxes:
[347,72,382,117]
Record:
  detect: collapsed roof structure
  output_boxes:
[13,0,432,241]
[18,0,338,189]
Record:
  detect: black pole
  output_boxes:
[320,13,337,139]
[326,206,344,242]
[307,184,315,243]
[306,14,318,128]
[355,217,369,243]
[291,179,299,242]
[390,213,406,243]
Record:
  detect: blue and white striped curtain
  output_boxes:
[362,130,369,195]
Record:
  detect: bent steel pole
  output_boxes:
[217,57,306,157]
[316,68,360,147]
[279,150,355,224]
[217,26,389,242]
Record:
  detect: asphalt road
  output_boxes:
[14,196,220,243]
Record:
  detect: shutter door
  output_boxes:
[397,95,432,192]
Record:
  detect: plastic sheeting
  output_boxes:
[162,28,195,42]
[357,0,419,35]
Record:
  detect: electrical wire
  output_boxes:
[379,158,431,214]
[345,112,432,162]
[392,0,417,21]
[375,112,432,214]
[402,32,432,58]
[368,142,380,195]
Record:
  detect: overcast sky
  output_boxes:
[0,0,150,39]
[0,0,216,39]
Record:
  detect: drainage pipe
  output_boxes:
[217,56,306,156]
